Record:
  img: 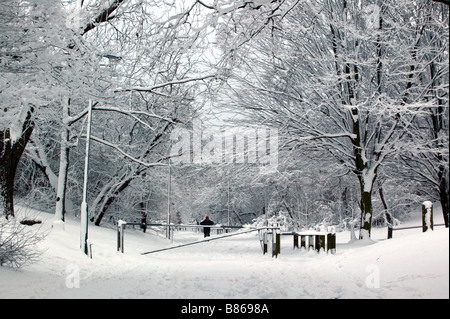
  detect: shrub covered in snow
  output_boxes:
[0,217,46,269]
[251,211,302,231]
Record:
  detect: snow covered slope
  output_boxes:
[0,206,448,299]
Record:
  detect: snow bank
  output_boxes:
[0,207,448,299]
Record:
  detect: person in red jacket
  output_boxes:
[200,216,214,238]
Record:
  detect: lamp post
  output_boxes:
[80,99,93,256]
[227,177,230,226]
[167,156,171,240]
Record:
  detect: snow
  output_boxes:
[423,201,433,209]
[252,0,273,5]
[7,104,31,145]
[0,206,448,299]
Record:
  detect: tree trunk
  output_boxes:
[29,138,75,216]
[378,184,393,239]
[0,146,16,219]
[54,135,70,222]
[351,114,375,240]
[54,98,71,222]
[350,102,376,240]
[360,189,373,240]
[429,57,449,228]
[140,202,147,233]
[0,106,34,219]
[93,176,134,226]
[438,175,449,228]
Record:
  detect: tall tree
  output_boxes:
[220,0,448,238]
[0,0,98,218]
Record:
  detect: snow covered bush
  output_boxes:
[0,217,46,269]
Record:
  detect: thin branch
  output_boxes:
[87,135,168,168]
[93,106,177,128]
[63,104,176,128]
[114,74,217,93]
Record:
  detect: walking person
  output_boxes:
[200,216,214,238]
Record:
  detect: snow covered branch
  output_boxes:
[113,75,218,93]
[81,0,126,35]
[87,135,168,168]
[63,104,177,128]
[93,106,177,128]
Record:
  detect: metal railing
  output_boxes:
[116,220,281,256]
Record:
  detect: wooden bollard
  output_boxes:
[117,224,120,252]
[274,231,281,257]
[308,235,314,250]
[120,223,125,253]
[300,235,307,249]
[327,233,336,254]
[293,234,299,249]
[263,232,268,255]
[422,201,434,232]
[315,235,325,252]
[117,220,126,253]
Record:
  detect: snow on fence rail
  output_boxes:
[390,224,446,232]
[388,201,447,238]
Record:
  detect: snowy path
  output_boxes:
[0,207,448,299]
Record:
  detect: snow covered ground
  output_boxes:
[0,205,448,299]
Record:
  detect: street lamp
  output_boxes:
[167,157,171,239]
[80,99,93,256]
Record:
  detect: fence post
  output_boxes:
[308,235,314,250]
[121,223,125,253]
[258,229,263,254]
[326,226,336,254]
[327,233,336,254]
[315,235,325,252]
[293,234,299,249]
[300,235,306,249]
[88,240,93,259]
[274,229,280,257]
[263,232,268,255]
[272,229,277,257]
[117,220,126,253]
[117,224,120,252]
[422,201,434,233]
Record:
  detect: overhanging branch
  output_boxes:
[87,135,168,168]
[114,74,217,93]
[81,0,126,36]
